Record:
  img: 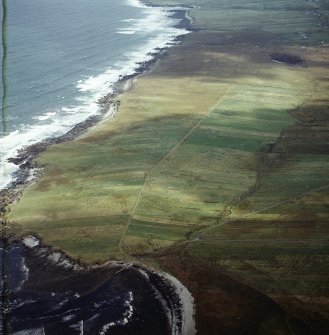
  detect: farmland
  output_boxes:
[7,0,329,333]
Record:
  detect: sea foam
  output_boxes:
[0,0,189,190]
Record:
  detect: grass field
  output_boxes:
[6,0,329,333]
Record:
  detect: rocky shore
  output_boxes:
[4,236,195,335]
[4,0,328,334]
[0,3,196,333]
[0,5,192,213]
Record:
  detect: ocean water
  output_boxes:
[0,0,188,189]
[0,240,174,334]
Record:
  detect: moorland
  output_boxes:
[5,0,329,334]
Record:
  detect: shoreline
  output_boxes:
[0,1,192,192]
[10,235,196,335]
[1,2,196,334]
[0,3,192,212]
[4,0,329,334]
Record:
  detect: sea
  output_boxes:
[0,239,177,334]
[0,0,188,190]
[0,1,190,333]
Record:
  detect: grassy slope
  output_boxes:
[8,0,329,333]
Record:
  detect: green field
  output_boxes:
[6,0,329,333]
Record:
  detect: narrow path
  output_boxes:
[189,239,328,244]
[187,81,326,242]
[191,183,329,242]
[118,88,230,253]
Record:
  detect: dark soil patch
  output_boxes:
[271,53,304,65]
